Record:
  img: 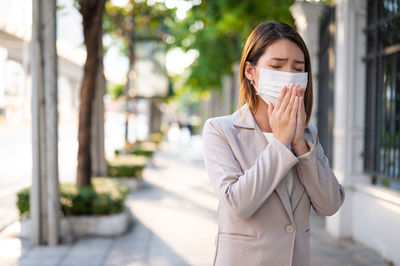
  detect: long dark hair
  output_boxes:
[238,21,313,125]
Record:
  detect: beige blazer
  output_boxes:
[202,103,345,266]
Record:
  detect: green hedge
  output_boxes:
[17,178,130,217]
[114,141,158,158]
[17,187,30,216]
[107,155,147,178]
[132,142,157,157]
[150,133,163,144]
[132,149,154,157]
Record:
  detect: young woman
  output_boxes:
[202,21,345,266]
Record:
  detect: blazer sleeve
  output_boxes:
[202,119,299,219]
[295,125,345,216]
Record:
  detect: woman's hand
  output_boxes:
[291,86,310,156]
[267,84,299,147]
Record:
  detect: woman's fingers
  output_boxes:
[297,96,305,126]
[275,86,287,110]
[300,96,305,119]
[300,86,306,97]
[290,95,299,118]
[285,84,299,116]
[279,83,294,112]
[267,102,273,118]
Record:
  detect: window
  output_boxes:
[364,0,400,186]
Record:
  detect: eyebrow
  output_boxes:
[270,57,305,64]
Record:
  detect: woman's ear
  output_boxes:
[244,61,255,82]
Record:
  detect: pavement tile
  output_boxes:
[0,258,19,266]
[23,245,70,259]
[147,256,190,266]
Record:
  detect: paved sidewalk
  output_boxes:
[0,136,389,266]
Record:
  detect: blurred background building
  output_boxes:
[0,0,83,124]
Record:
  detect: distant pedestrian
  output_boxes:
[186,123,193,136]
[202,21,345,266]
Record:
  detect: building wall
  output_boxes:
[352,184,400,264]
[199,63,239,122]
[292,0,400,265]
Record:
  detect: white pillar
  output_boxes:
[290,1,326,126]
[326,0,368,238]
[31,0,60,246]
[222,74,233,116]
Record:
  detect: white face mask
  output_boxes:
[251,66,308,106]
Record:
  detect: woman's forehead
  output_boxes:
[261,39,304,61]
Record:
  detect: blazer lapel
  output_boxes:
[275,180,294,223]
[290,170,305,212]
[290,127,313,211]
[232,103,295,222]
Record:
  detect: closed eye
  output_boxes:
[271,65,304,72]
[271,66,303,72]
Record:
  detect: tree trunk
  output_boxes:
[77,0,106,186]
[91,23,107,177]
[149,98,161,134]
[124,40,136,147]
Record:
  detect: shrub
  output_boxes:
[150,133,163,144]
[107,83,124,100]
[16,187,30,216]
[107,155,147,178]
[132,149,153,157]
[114,141,157,158]
[132,142,157,157]
[16,178,130,218]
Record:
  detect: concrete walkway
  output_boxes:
[0,136,389,266]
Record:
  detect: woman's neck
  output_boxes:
[252,101,273,133]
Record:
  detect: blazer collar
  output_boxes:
[231,103,258,130]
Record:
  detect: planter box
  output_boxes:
[112,177,143,191]
[20,207,132,239]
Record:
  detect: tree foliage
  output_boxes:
[168,0,295,95]
[103,0,175,59]
[101,0,295,109]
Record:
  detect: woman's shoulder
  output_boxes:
[202,114,237,139]
[205,113,235,129]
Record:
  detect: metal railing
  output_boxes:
[364,0,400,185]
